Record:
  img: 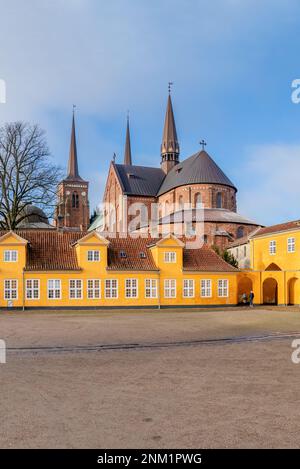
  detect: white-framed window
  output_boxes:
[105,279,118,298]
[4,250,18,262]
[87,279,101,299]
[164,251,176,263]
[26,279,40,300]
[125,278,138,298]
[4,279,18,300]
[183,279,194,298]
[87,250,100,262]
[145,279,158,298]
[269,240,276,255]
[201,279,212,297]
[47,279,61,299]
[287,237,295,253]
[69,279,82,299]
[164,279,176,298]
[218,279,228,297]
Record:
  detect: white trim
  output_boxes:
[125,278,138,298]
[287,237,295,253]
[69,279,83,300]
[3,250,18,262]
[200,279,212,298]
[218,279,229,298]
[164,279,176,298]
[145,279,158,299]
[87,279,101,299]
[47,279,62,300]
[25,279,40,300]
[164,251,177,263]
[183,279,195,298]
[87,250,100,262]
[105,279,118,299]
[4,279,18,300]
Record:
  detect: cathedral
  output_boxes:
[101,91,260,248]
[47,91,261,249]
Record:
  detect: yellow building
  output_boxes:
[0,230,239,309]
[247,220,300,306]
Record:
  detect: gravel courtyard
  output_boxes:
[1,307,300,448]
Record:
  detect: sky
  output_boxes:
[1,0,300,225]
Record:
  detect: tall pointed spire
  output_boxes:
[67,106,81,180]
[161,85,180,173]
[124,114,132,165]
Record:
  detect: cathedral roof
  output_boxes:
[114,163,165,197]
[156,208,259,227]
[157,150,236,196]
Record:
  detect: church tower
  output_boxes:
[55,111,89,231]
[161,88,180,174]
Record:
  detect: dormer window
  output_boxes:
[87,250,100,262]
[120,251,127,258]
[4,250,18,262]
[139,252,146,259]
[164,251,176,263]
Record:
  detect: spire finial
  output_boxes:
[199,139,207,151]
[66,109,81,180]
[124,113,132,165]
[72,104,76,115]
[168,82,173,94]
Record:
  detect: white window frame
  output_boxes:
[26,279,40,300]
[105,279,118,299]
[183,279,194,298]
[164,251,176,263]
[4,250,18,262]
[125,278,138,298]
[4,279,18,300]
[145,279,158,299]
[269,240,276,255]
[87,250,100,262]
[201,279,212,298]
[164,279,176,298]
[87,279,101,299]
[218,279,229,298]
[47,279,61,300]
[287,237,295,253]
[69,279,83,299]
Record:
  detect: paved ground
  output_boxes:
[1,307,300,448]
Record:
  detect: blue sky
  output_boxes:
[1,0,300,225]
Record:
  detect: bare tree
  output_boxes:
[0,121,62,230]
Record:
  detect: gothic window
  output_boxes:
[72,192,79,208]
[178,195,184,210]
[237,226,244,239]
[216,192,222,209]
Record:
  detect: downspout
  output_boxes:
[22,269,25,312]
[158,270,161,310]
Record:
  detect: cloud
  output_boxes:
[237,144,300,226]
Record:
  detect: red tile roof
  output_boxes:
[0,230,237,272]
[251,220,300,238]
[183,244,237,272]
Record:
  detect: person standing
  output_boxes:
[249,290,255,307]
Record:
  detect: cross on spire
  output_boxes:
[199,139,207,151]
